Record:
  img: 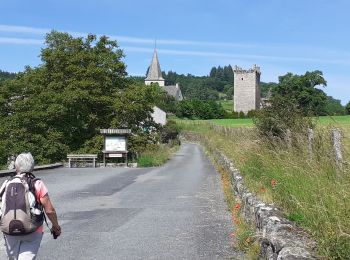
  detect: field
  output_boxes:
[177,115,350,259]
[209,115,350,127]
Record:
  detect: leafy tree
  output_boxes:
[323,96,345,116]
[273,70,327,115]
[0,70,16,81]
[0,31,160,164]
[175,99,225,119]
[154,88,177,114]
[209,67,217,78]
[260,82,278,98]
[223,65,234,82]
[112,83,160,130]
[346,101,350,115]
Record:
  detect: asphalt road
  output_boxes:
[0,143,241,260]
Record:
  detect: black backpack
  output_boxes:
[0,173,44,235]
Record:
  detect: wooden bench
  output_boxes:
[67,154,98,168]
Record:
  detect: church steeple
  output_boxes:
[145,48,165,86]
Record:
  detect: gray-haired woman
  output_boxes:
[0,152,61,260]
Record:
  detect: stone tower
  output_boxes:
[233,65,261,114]
[145,49,165,87]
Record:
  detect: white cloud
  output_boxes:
[0,25,49,35]
[123,46,350,66]
[0,37,42,45]
[1,24,350,66]
[0,24,257,48]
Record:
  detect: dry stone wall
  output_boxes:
[181,132,317,260]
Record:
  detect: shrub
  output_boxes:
[160,120,180,144]
[137,144,176,167]
[176,99,225,119]
[223,111,239,119]
[246,110,257,118]
[238,111,245,119]
[253,95,314,139]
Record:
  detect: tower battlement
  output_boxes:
[233,64,260,74]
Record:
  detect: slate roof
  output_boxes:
[145,49,164,81]
[162,85,183,101]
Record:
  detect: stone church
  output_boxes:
[145,49,183,101]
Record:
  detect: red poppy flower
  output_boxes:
[234,203,241,210]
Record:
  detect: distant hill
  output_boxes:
[129,66,345,115]
[129,65,277,101]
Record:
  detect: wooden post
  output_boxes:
[286,129,292,148]
[331,128,343,170]
[307,128,314,160]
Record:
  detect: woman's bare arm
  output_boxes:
[40,194,61,236]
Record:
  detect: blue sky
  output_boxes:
[1,0,349,104]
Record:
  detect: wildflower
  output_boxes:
[271,179,277,187]
[259,187,266,193]
[234,203,241,210]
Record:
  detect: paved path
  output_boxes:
[0,143,241,259]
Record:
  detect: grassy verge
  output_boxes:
[178,120,350,259]
[137,144,179,167]
[216,163,259,258]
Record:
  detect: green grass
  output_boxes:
[211,118,254,127]
[317,115,350,125]
[137,144,179,167]
[178,119,350,259]
[179,115,350,128]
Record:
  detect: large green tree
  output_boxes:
[0,31,160,164]
[273,70,328,115]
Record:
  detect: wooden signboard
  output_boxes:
[100,129,131,166]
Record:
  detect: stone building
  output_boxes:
[151,106,167,126]
[145,49,183,101]
[233,65,261,114]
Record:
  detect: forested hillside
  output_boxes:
[0,70,16,81]
[130,65,275,101]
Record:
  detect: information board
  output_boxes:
[105,136,126,152]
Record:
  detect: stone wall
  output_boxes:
[181,132,317,260]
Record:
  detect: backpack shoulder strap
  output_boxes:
[23,173,40,193]
[23,173,43,207]
[0,179,9,199]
